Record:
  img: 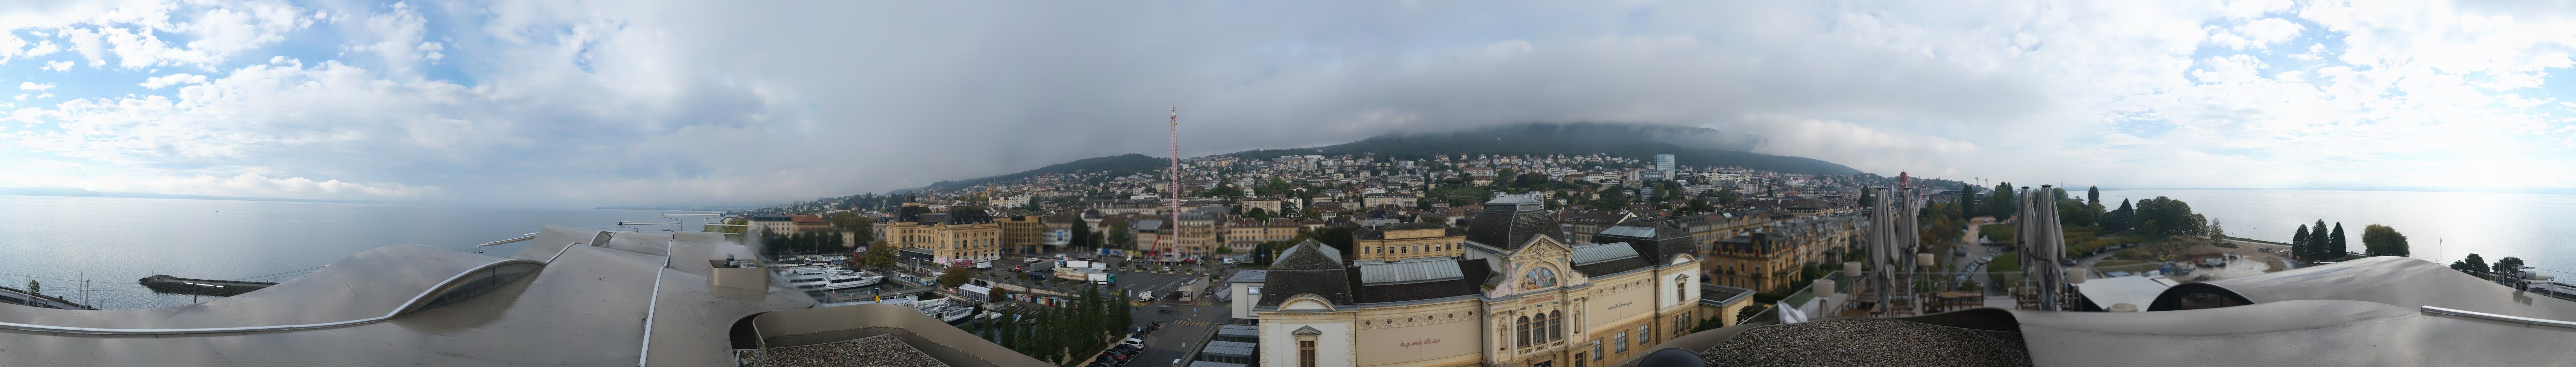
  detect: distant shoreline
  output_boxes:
[2097,187,2576,195]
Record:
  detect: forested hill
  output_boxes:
[914,122,1860,193]
[1228,122,1862,175]
[917,154,1168,192]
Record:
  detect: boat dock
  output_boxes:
[0,285,96,310]
[138,275,277,296]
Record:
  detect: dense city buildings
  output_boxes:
[882,203,1003,264]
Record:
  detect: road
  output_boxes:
[1124,266,1237,367]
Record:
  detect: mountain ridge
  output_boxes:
[908,122,1860,193]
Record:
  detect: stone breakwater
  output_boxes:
[742,334,949,367]
[1698,319,2031,367]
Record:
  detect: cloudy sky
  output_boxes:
[0,0,2571,207]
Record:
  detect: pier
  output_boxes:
[0,285,96,310]
[138,275,277,296]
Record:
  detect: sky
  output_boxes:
[0,0,2572,208]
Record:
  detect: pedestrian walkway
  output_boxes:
[1170,320,1211,326]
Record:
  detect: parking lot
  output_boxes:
[885,254,1244,367]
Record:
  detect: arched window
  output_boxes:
[1674,275,1690,305]
[1548,311,1564,341]
[1516,316,1532,347]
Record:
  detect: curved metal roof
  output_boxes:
[2152,256,2576,320]
[2017,299,2576,366]
[0,227,819,366]
[0,243,522,332]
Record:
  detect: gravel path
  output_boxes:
[1699,319,2030,367]
[742,334,949,367]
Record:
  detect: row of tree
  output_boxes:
[2448,253,2525,277]
[973,285,1134,365]
[756,229,846,257]
[2289,221,2411,261]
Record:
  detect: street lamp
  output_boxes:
[183,281,225,303]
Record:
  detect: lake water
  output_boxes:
[0,195,719,309]
[2097,189,2576,275]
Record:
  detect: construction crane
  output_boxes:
[1166,107,1182,262]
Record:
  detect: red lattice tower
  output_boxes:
[1166,107,1182,261]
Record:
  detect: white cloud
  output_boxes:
[136,72,205,89]
[16,82,52,90]
[0,0,2570,206]
[341,2,441,70]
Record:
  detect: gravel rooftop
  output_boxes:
[1698,319,2031,367]
[741,334,950,367]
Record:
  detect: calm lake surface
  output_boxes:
[2098,189,2576,275]
[0,195,716,309]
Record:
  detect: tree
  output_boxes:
[2494,257,2525,275]
[23,280,36,295]
[1858,188,1875,207]
[859,242,898,268]
[1693,315,1727,332]
[1957,183,1977,218]
[1107,221,1135,249]
[1986,182,2017,219]
[834,215,876,246]
[1686,198,1713,214]
[2311,220,2331,260]
[2290,224,2309,261]
[1072,216,1094,249]
[2362,224,2409,257]
[938,265,974,288]
[2086,186,2100,207]
[2329,223,2348,258]
[2451,253,2487,275]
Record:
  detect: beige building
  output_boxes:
[1704,214,1857,292]
[1176,211,1222,259]
[999,213,1047,255]
[1240,197,1286,214]
[1351,222,1466,261]
[1225,219,1301,254]
[1256,195,1706,367]
[883,204,1003,264]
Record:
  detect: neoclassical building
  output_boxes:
[882,204,1002,264]
[1256,194,1703,367]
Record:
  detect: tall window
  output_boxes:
[1674,275,1689,306]
[1637,325,1652,345]
[1516,316,1532,347]
[1547,311,1564,342]
[1592,341,1603,359]
[1613,333,1629,352]
[1299,340,1317,367]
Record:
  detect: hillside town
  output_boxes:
[745,152,1890,283]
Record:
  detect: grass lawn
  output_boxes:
[2225,236,2287,246]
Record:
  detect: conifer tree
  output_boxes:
[2291,224,2309,261]
[1958,183,1976,218]
[2330,223,2347,259]
[2311,220,2331,260]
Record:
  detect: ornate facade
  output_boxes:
[1256,194,1704,367]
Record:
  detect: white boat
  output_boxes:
[786,266,831,291]
[817,270,883,290]
[935,304,974,324]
